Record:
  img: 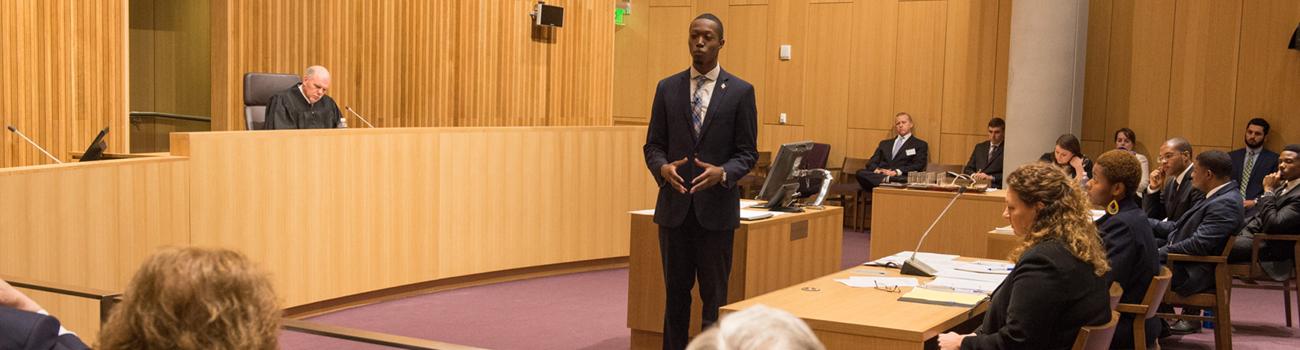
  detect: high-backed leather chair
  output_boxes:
[243,73,302,130]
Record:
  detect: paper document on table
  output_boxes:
[898,287,988,307]
[926,277,1002,295]
[631,209,656,215]
[740,199,763,209]
[865,251,959,267]
[993,225,1013,234]
[739,210,774,221]
[954,261,1014,275]
[834,276,920,288]
[936,269,1008,284]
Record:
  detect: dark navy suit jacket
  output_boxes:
[1152,181,1245,295]
[1095,197,1160,348]
[1144,167,1204,222]
[866,136,929,183]
[643,68,758,231]
[1230,148,1279,200]
[0,307,89,350]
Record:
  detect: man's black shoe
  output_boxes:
[1169,320,1202,335]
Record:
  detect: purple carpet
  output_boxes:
[280,229,1299,349]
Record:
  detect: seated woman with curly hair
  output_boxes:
[939,163,1113,350]
[98,247,281,350]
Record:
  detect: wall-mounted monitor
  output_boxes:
[534,3,564,28]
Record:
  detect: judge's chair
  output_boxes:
[243,72,302,130]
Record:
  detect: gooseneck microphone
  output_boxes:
[345,106,377,128]
[6,125,63,164]
[900,185,967,277]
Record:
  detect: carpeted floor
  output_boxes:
[281,229,1299,349]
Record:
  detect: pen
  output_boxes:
[851,269,887,276]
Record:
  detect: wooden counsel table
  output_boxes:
[721,258,995,349]
[627,203,844,349]
[870,187,1008,260]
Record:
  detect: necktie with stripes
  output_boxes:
[691,75,709,138]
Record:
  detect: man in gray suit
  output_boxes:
[1230,144,1300,281]
[1150,150,1244,335]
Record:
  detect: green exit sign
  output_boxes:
[615,8,626,26]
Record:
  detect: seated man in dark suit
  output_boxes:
[1230,144,1300,281]
[1230,118,1279,213]
[963,117,1005,188]
[264,65,342,130]
[855,112,929,192]
[0,279,89,350]
[1150,150,1244,335]
[1145,137,1204,223]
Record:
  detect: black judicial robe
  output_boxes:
[264,84,341,130]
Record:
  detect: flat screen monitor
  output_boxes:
[79,127,109,162]
[755,141,814,204]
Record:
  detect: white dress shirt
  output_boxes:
[689,65,721,124]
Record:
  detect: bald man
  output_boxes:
[264,65,342,129]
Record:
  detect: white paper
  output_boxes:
[1090,209,1106,221]
[867,251,960,266]
[936,269,1009,284]
[740,209,775,220]
[993,225,1014,234]
[835,276,920,288]
[954,261,1014,275]
[926,277,1002,295]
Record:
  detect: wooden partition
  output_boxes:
[0,156,192,343]
[170,126,657,306]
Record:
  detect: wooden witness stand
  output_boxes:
[626,204,844,349]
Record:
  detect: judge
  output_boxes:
[264,65,342,130]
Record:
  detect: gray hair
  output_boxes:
[304,65,331,80]
[686,305,825,350]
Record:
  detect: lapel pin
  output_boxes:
[721,83,727,90]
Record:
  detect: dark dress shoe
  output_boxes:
[1169,319,1202,335]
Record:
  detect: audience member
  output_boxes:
[1230,118,1279,213]
[1086,150,1160,348]
[686,304,824,350]
[1150,150,1243,335]
[1229,144,1300,281]
[0,278,89,349]
[1038,134,1092,186]
[1114,128,1150,196]
[1145,137,1203,222]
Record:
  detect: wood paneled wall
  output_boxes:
[210,0,615,131]
[129,0,212,118]
[1081,0,1300,160]
[614,0,1013,167]
[0,0,130,168]
[0,157,192,343]
[172,127,656,306]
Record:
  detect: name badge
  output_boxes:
[905,148,917,156]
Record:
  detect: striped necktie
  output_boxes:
[1241,150,1256,196]
[691,75,710,138]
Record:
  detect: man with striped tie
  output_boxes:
[643,13,758,350]
[1230,118,1279,216]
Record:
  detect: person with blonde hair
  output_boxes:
[686,304,824,350]
[939,163,1111,350]
[97,247,281,350]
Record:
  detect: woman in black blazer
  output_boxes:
[940,163,1112,350]
[1039,134,1093,186]
[1088,150,1161,348]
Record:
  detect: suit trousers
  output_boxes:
[659,205,735,350]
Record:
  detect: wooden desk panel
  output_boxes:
[171,127,657,307]
[0,157,192,343]
[628,207,843,349]
[870,188,1008,260]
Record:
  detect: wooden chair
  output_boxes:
[1229,231,1300,327]
[827,157,870,230]
[1116,266,1174,350]
[1072,311,1121,350]
[1156,236,1237,350]
[1108,282,1124,310]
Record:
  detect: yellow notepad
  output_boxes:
[898,287,988,307]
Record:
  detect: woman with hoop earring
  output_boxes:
[1087,149,1162,348]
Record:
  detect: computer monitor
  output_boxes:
[79,127,109,162]
[754,141,814,211]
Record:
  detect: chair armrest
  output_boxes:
[1115,303,1149,315]
[1255,233,1300,242]
[1166,253,1227,264]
